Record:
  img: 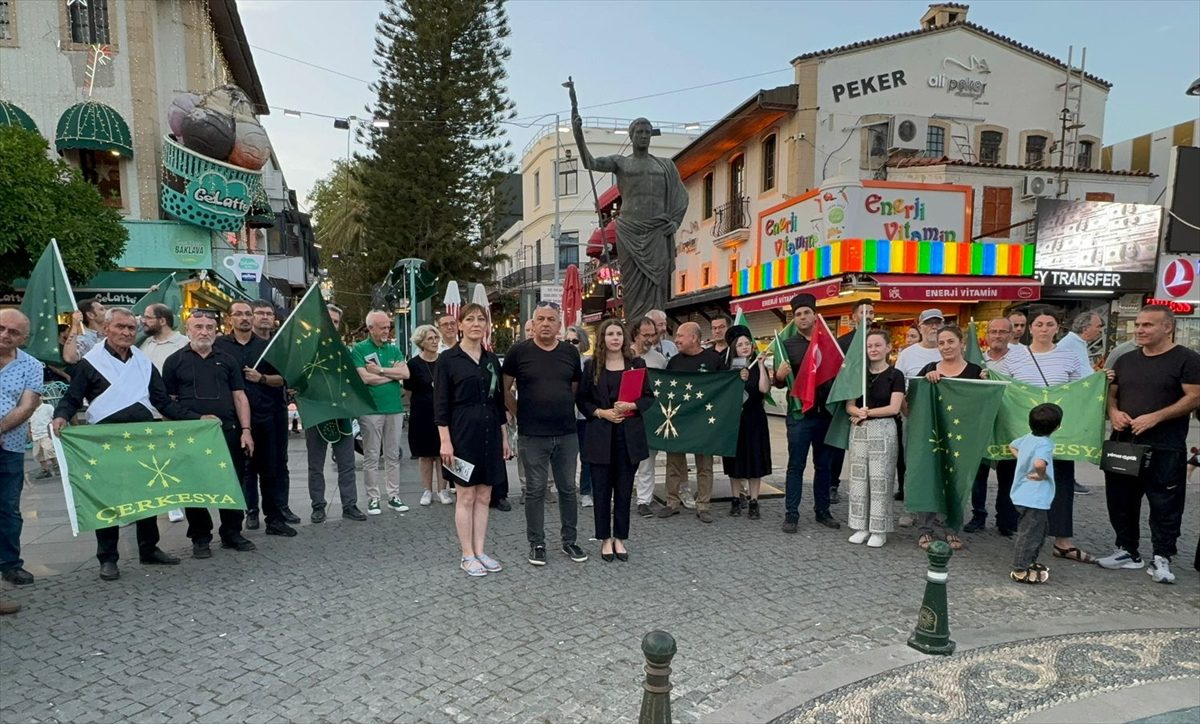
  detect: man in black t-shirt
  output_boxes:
[1098,306,1200,584]
[657,322,726,523]
[502,302,587,567]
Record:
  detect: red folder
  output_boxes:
[617,368,646,405]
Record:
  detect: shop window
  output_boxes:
[0,0,15,44]
[556,158,577,197]
[69,0,110,44]
[557,231,578,270]
[1077,140,1094,169]
[760,134,776,191]
[981,186,1013,238]
[980,131,1003,164]
[74,149,123,209]
[533,170,540,207]
[1024,135,1048,166]
[702,172,714,219]
[926,126,945,157]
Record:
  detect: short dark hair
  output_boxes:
[712,314,732,326]
[79,297,102,317]
[251,299,274,312]
[147,303,175,329]
[1029,403,1063,437]
[852,298,874,312]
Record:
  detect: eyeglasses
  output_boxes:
[567,338,580,345]
[536,301,561,310]
[190,308,219,320]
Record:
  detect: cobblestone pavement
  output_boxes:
[2,418,1198,723]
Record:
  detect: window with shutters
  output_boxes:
[700,263,713,288]
[1077,140,1095,169]
[702,172,714,219]
[760,134,777,191]
[1024,135,1048,166]
[729,154,745,204]
[980,186,1013,239]
[69,0,110,44]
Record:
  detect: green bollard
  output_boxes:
[638,630,677,724]
[907,540,956,656]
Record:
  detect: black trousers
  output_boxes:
[829,446,846,491]
[591,448,636,540]
[895,417,906,496]
[1048,460,1076,538]
[242,417,286,525]
[186,427,247,543]
[979,461,1019,533]
[95,517,160,563]
[272,408,291,508]
[1104,447,1187,560]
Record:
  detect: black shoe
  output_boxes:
[730,498,742,517]
[893,491,905,502]
[245,510,260,530]
[963,516,986,534]
[492,498,512,512]
[221,534,257,551]
[815,513,841,530]
[638,503,654,518]
[0,567,33,586]
[139,548,180,565]
[562,543,589,562]
[830,488,841,505]
[615,551,629,562]
[281,507,302,524]
[528,545,547,566]
[192,542,212,559]
[781,514,799,534]
[748,499,761,520]
[99,561,120,581]
[265,522,298,537]
[342,506,367,521]
[697,510,714,524]
[998,528,1016,538]
[656,505,680,518]
[1073,482,1091,495]
[311,506,326,524]
[601,551,614,563]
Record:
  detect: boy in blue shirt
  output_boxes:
[1009,403,1063,584]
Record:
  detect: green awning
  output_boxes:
[55,101,133,157]
[0,100,38,134]
[75,270,176,292]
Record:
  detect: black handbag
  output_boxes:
[1100,433,1152,476]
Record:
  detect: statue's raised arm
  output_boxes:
[567,79,616,174]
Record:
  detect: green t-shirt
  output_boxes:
[351,338,405,414]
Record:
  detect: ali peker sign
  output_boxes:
[831,69,907,103]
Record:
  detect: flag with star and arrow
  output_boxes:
[51,420,245,534]
[19,239,75,364]
[643,370,744,456]
[256,284,377,429]
[904,377,1008,530]
[986,370,1108,463]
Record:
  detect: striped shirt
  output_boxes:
[994,344,1085,387]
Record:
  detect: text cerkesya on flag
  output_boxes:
[643,370,744,457]
[986,370,1109,463]
[51,419,246,535]
[904,377,1007,531]
[258,285,377,428]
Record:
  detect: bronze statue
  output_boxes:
[568,82,688,322]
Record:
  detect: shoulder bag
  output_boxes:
[1100,431,1153,477]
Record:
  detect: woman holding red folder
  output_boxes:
[576,318,654,562]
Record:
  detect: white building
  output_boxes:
[1102,118,1198,204]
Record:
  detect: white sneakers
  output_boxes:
[867,534,887,548]
[848,530,887,547]
[580,494,594,508]
[438,489,453,505]
[1148,555,1175,584]
[680,490,696,510]
[419,490,433,506]
[848,530,870,545]
[167,508,185,523]
[1097,548,1146,570]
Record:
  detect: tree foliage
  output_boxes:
[308,159,372,325]
[358,0,515,303]
[0,127,127,287]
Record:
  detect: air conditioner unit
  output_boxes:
[889,115,927,153]
[1023,175,1053,198]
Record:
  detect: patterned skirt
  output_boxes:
[847,417,899,534]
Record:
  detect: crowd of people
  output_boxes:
[0,291,1196,613]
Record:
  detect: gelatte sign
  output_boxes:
[758,180,971,262]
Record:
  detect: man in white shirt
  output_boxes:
[647,309,677,360]
[895,309,945,378]
[138,304,190,522]
[1059,311,1103,373]
[436,313,459,353]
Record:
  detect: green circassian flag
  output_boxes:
[963,319,985,367]
[987,370,1109,463]
[905,378,1008,530]
[51,420,245,534]
[644,370,744,456]
[19,239,75,364]
[131,273,183,318]
[824,320,867,451]
[257,284,377,429]
[770,322,802,416]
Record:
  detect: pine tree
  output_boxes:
[309,160,372,325]
[359,0,514,304]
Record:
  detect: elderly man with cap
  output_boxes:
[772,293,841,532]
[895,309,946,379]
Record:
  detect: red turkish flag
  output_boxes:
[790,316,844,412]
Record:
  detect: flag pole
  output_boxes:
[50,239,72,296]
[253,282,322,368]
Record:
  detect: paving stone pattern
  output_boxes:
[1,422,1198,723]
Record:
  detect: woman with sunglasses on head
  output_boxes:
[845,330,906,547]
[435,303,511,577]
[913,325,986,551]
[565,325,594,509]
[721,325,771,519]
[576,319,654,561]
[993,308,1095,565]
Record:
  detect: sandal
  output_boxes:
[1030,563,1050,583]
[1011,567,1043,585]
[1053,546,1095,564]
[460,556,487,577]
[946,534,964,550]
[917,534,934,550]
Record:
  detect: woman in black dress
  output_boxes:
[576,318,654,562]
[405,325,448,506]
[434,303,511,577]
[721,325,771,520]
[913,325,986,551]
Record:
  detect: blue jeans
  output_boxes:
[520,434,579,547]
[0,450,25,571]
[575,419,592,497]
[784,414,834,518]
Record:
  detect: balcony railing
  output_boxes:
[497,264,556,289]
[713,197,750,239]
